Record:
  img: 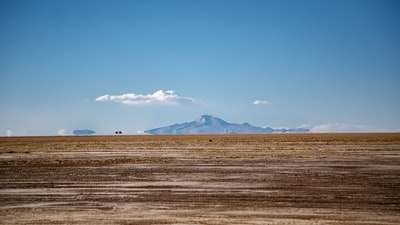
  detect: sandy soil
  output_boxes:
[0,133,399,224]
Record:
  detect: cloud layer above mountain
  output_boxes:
[310,123,370,132]
[96,90,196,106]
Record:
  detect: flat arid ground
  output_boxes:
[0,133,399,224]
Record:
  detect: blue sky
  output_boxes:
[1,0,399,135]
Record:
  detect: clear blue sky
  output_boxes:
[1,0,399,135]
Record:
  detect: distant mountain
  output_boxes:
[272,128,310,133]
[73,129,96,135]
[145,115,309,134]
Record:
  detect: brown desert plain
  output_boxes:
[0,133,400,224]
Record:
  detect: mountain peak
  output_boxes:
[197,114,211,123]
[197,115,226,125]
[145,115,308,135]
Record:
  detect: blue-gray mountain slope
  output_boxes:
[145,115,308,134]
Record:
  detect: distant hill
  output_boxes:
[145,115,309,134]
[73,129,96,135]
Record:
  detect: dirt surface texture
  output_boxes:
[1,133,400,224]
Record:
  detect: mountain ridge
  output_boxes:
[145,115,309,134]
[73,129,96,135]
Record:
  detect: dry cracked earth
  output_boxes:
[0,133,399,224]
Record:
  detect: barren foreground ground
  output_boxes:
[0,133,399,224]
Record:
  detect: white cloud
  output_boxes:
[96,90,196,106]
[298,124,312,129]
[57,129,69,136]
[310,123,370,133]
[6,129,13,137]
[253,100,270,105]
